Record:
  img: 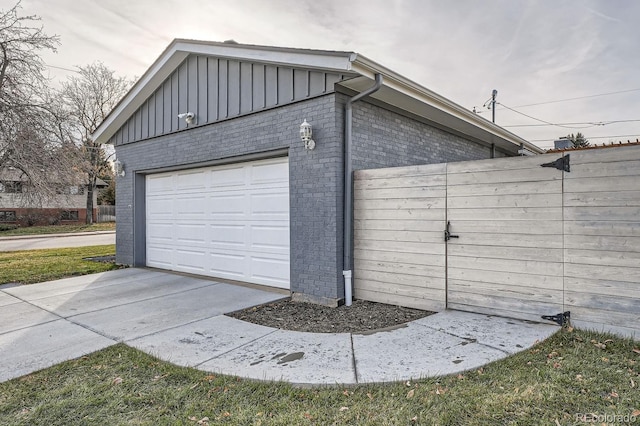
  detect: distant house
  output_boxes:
[0,167,107,226]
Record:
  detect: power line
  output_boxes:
[475,87,640,113]
[44,63,78,73]
[511,88,640,109]
[504,119,640,128]
[497,103,594,129]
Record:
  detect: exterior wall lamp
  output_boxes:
[114,159,125,177]
[300,119,315,150]
[178,112,196,125]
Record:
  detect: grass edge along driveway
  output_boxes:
[0,330,638,425]
[0,245,119,285]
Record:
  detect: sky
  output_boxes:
[15,0,640,150]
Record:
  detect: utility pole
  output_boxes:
[491,89,498,123]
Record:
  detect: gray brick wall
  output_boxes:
[114,91,513,306]
[348,97,494,170]
[115,94,345,300]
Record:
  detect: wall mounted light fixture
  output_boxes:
[300,119,315,150]
[178,112,196,125]
[114,159,125,177]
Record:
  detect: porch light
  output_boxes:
[300,119,315,150]
[114,159,125,177]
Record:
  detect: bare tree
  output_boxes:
[0,1,78,205]
[61,62,131,223]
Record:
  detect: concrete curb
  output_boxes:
[0,231,115,242]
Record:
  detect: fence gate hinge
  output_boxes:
[541,311,571,326]
[541,154,570,172]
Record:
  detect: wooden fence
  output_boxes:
[97,205,116,223]
[354,145,640,338]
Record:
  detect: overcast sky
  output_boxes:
[18,0,640,149]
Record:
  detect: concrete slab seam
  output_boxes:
[412,321,513,355]
[0,318,61,337]
[6,272,194,302]
[62,281,221,320]
[120,314,250,345]
[192,328,281,368]
[349,334,359,384]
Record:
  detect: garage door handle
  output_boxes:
[444,221,459,242]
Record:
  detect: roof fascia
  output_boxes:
[350,54,544,154]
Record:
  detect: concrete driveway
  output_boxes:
[0,231,116,251]
[0,268,558,385]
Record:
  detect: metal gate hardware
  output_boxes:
[444,221,459,242]
[541,311,571,326]
[541,154,570,172]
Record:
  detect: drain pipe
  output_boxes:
[343,73,383,306]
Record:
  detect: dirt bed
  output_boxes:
[226,299,433,334]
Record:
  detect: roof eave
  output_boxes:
[349,55,544,154]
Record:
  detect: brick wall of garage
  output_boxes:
[115,92,514,305]
[347,96,501,170]
[114,94,346,301]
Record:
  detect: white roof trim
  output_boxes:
[93,40,356,144]
[93,39,542,154]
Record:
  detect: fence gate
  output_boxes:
[353,163,447,312]
[445,155,565,322]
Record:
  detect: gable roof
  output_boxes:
[92,39,543,155]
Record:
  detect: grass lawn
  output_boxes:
[0,330,638,425]
[0,245,120,285]
[0,222,115,237]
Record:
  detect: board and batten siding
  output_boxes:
[446,155,565,322]
[109,55,354,145]
[563,146,640,337]
[353,164,447,311]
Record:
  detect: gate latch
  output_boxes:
[541,311,571,326]
[444,221,459,242]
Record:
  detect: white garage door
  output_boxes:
[145,157,290,289]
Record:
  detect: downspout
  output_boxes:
[343,73,383,306]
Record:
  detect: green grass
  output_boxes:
[0,245,120,284]
[0,329,638,425]
[0,222,115,236]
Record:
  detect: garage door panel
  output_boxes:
[250,193,289,216]
[174,249,206,272]
[146,197,174,217]
[147,247,173,268]
[147,157,290,289]
[146,175,174,194]
[209,166,246,187]
[147,223,173,243]
[251,256,289,288]
[250,161,289,184]
[251,225,289,251]
[175,224,207,245]
[176,170,208,190]
[209,224,246,246]
[176,196,207,215]
[209,195,249,216]
[207,252,247,277]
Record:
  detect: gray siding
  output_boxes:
[348,97,497,170]
[115,94,345,301]
[110,55,354,145]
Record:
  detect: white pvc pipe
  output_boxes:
[343,270,353,306]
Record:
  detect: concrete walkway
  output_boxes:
[0,269,558,385]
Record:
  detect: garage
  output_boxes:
[145,157,290,289]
